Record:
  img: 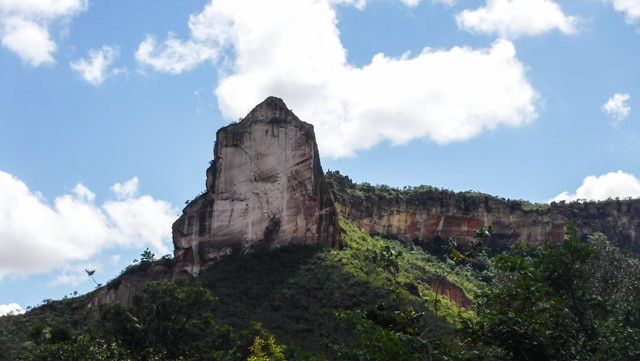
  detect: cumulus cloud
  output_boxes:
[608,0,640,24]
[0,303,25,317]
[602,93,631,124]
[550,170,640,203]
[1,17,56,66]
[70,45,121,86]
[135,35,217,75]
[111,177,140,199]
[0,0,87,66]
[456,0,578,38]
[0,170,178,279]
[136,0,538,158]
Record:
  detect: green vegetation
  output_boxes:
[2,220,640,360]
[0,294,91,360]
[327,170,553,214]
[467,230,640,360]
[0,219,479,360]
[194,217,481,359]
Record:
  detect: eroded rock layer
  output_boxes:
[327,171,640,252]
[172,97,340,276]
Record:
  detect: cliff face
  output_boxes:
[87,264,172,309]
[172,97,340,276]
[328,171,640,252]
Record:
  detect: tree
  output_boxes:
[24,335,130,361]
[468,230,640,360]
[140,248,156,264]
[97,281,239,360]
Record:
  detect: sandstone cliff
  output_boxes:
[87,263,172,309]
[172,97,340,276]
[327,171,640,252]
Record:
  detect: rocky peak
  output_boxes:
[242,96,300,124]
[172,97,340,277]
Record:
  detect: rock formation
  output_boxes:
[328,171,640,252]
[172,97,340,276]
[88,96,640,308]
[87,263,172,309]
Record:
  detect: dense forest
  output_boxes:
[2,218,640,360]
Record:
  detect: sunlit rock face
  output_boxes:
[328,172,640,252]
[172,97,340,276]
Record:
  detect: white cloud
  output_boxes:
[0,0,87,66]
[0,0,86,18]
[608,0,640,24]
[0,303,25,317]
[602,92,631,124]
[135,35,217,75]
[71,183,95,202]
[1,17,56,66]
[70,45,121,86]
[550,170,640,202]
[456,0,578,38]
[103,194,177,252]
[0,170,178,279]
[111,177,140,199]
[136,0,538,158]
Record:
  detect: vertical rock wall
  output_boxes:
[328,172,640,251]
[172,97,340,276]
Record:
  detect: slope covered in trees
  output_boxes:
[2,220,640,360]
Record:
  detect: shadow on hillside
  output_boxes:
[197,244,450,356]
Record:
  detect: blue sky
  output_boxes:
[1,0,640,312]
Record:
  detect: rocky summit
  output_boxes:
[172,97,340,277]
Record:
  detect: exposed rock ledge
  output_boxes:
[327,171,640,253]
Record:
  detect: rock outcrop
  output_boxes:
[87,263,172,309]
[172,97,340,276]
[328,171,640,252]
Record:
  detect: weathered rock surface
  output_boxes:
[328,171,640,252]
[172,97,340,276]
[86,264,172,309]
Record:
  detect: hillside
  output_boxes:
[1,218,483,360]
[3,218,640,360]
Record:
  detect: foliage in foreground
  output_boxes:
[466,230,640,360]
[18,282,288,361]
[4,221,640,360]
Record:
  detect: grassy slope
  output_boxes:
[197,218,482,358]
[0,218,484,360]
